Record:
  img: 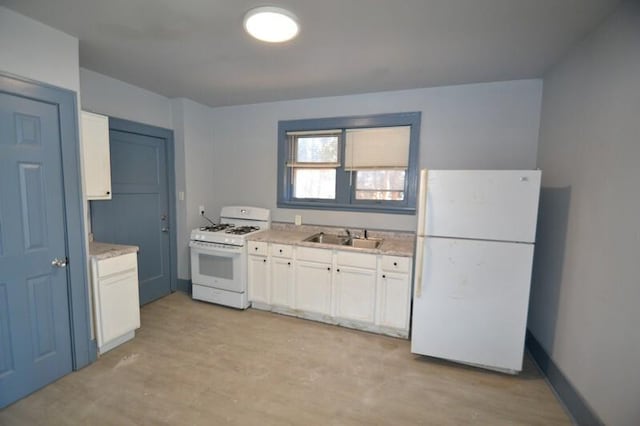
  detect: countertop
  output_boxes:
[89,241,139,261]
[248,228,415,257]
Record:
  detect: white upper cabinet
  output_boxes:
[81,111,111,200]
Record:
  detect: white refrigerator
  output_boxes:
[411,169,541,373]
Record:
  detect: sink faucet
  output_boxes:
[364,229,368,239]
[343,229,352,242]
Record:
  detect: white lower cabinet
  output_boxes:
[270,256,294,308]
[334,265,377,323]
[377,271,411,330]
[248,254,269,305]
[247,241,412,338]
[294,260,332,315]
[91,252,140,354]
[375,255,412,331]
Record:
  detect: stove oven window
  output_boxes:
[199,253,234,280]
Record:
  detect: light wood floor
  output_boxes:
[0,292,571,425]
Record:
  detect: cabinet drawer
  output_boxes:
[336,251,376,269]
[96,253,137,277]
[248,241,268,256]
[296,246,333,263]
[381,255,411,273]
[271,243,293,258]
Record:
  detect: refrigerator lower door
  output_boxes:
[411,237,534,373]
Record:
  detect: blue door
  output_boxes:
[0,92,73,408]
[91,128,172,305]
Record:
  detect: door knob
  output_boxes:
[161,227,169,233]
[51,257,68,268]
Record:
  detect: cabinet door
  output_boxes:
[294,260,332,315]
[81,111,111,200]
[377,272,411,330]
[95,256,140,347]
[271,257,293,307]
[248,255,269,304]
[334,266,377,323]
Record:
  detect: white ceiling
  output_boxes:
[2,0,620,107]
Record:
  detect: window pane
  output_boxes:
[355,190,405,201]
[296,136,339,163]
[355,170,406,201]
[293,168,336,199]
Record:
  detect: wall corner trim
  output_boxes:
[525,331,604,426]
[177,279,192,294]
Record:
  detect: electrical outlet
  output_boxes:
[199,205,205,216]
[294,214,302,226]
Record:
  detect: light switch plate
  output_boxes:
[294,215,302,226]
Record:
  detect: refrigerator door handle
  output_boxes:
[416,169,429,236]
[414,236,425,298]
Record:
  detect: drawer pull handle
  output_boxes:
[287,262,291,266]
[327,267,331,271]
[263,259,266,263]
[279,249,283,253]
[393,262,397,266]
[382,274,386,278]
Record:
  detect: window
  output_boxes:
[277,112,421,214]
[288,131,340,199]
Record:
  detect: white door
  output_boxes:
[334,266,377,323]
[419,170,541,243]
[294,260,332,315]
[411,237,534,372]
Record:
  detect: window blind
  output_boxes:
[344,126,411,170]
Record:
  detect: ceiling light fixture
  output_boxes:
[244,6,299,43]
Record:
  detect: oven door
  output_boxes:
[190,242,246,293]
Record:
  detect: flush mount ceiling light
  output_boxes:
[244,6,299,43]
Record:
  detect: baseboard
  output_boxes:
[87,339,98,364]
[526,331,603,425]
[177,279,192,294]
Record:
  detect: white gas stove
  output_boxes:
[189,206,270,308]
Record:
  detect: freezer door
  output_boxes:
[411,237,534,372]
[419,170,541,243]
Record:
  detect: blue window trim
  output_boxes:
[277,112,421,214]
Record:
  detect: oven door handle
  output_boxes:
[189,241,244,256]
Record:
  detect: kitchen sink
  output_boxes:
[344,238,383,249]
[303,232,383,249]
[303,232,348,245]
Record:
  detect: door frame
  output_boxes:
[107,117,178,293]
[0,71,93,369]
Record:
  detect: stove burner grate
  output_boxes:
[225,225,260,235]
[200,223,234,232]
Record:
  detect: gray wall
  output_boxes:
[79,68,173,129]
[171,98,214,279]
[0,6,79,93]
[204,79,543,231]
[530,2,640,425]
